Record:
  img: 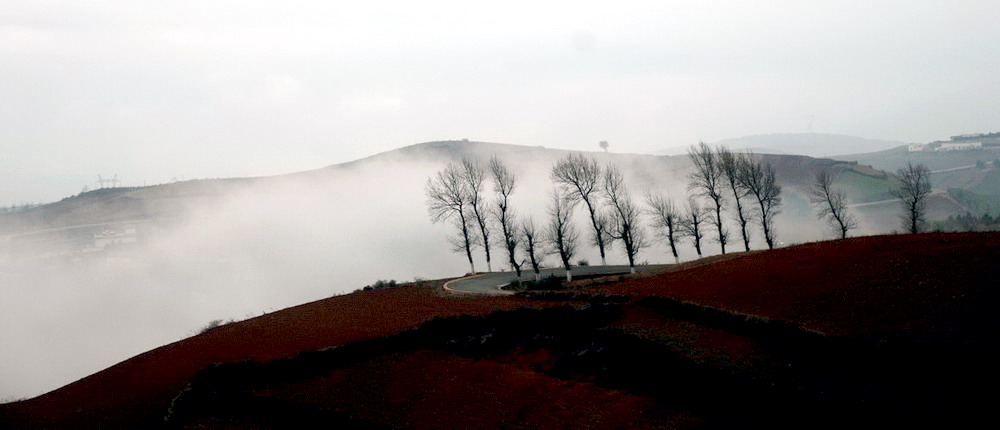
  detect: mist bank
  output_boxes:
[0,140,948,400]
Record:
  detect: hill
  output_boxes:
[834,146,1000,196]
[1,233,997,428]
[658,133,905,157]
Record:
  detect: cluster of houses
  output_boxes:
[909,132,1000,152]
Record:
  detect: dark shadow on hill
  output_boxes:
[165,296,995,429]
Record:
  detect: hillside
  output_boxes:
[834,146,1000,196]
[2,233,997,429]
[0,140,987,405]
[659,133,905,157]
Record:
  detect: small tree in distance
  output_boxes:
[890,162,932,234]
[599,140,609,152]
[545,190,578,282]
[810,170,858,239]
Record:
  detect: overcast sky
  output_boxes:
[2,1,999,205]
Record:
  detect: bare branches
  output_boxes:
[645,192,680,263]
[890,162,932,234]
[551,153,609,265]
[489,156,521,277]
[461,157,493,271]
[678,198,706,257]
[603,164,647,272]
[425,162,477,273]
[520,217,543,281]
[717,146,752,251]
[688,142,728,253]
[545,190,578,281]
[810,170,858,239]
[738,155,782,249]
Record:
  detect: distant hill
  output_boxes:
[658,133,906,157]
[833,146,1000,196]
[3,233,997,428]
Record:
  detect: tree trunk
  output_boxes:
[566,269,573,282]
[715,204,726,254]
[740,222,750,251]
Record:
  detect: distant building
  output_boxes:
[908,143,929,152]
[949,132,1000,147]
[938,141,982,151]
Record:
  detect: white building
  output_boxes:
[937,142,982,151]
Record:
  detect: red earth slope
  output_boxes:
[3,233,998,429]
[594,232,1000,342]
[0,284,563,428]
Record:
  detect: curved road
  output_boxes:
[444,265,665,295]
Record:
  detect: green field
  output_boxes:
[834,169,893,203]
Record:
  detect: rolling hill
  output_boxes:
[658,133,906,157]
[2,232,997,428]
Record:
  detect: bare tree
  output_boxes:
[545,190,579,282]
[645,192,681,263]
[678,198,706,257]
[461,157,493,271]
[603,164,647,274]
[551,153,610,265]
[718,146,753,251]
[890,162,932,234]
[490,156,521,278]
[739,155,782,249]
[810,170,858,239]
[520,218,543,282]
[688,142,728,254]
[425,163,477,274]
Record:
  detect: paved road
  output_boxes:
[444,264,665,295]
[931,164,977,174]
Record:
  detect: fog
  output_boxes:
[5,0,998,402]
[0,142,906,399]
[4,1,1000,205]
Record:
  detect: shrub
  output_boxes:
[577,259,589,266]
[506,274,565,291]
[360,279,399,292]
[200,319,226,334]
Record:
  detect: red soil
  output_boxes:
[4,233,996,428]
[246,349,695,429]
[0,283,564,428]
[595,232,1000,342]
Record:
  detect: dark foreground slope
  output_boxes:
[0,285,563,429]
[3,233,998,429]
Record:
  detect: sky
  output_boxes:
[3,0,1000,205]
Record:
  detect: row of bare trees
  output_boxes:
[427,148,934,282]
[686,142,784,254]
[426,147,786,282]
